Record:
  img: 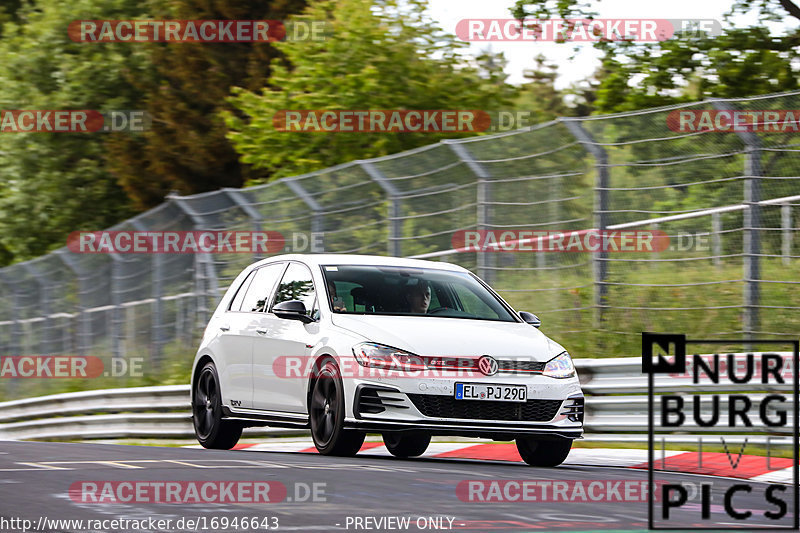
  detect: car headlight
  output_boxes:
[352,342,425,371]
[542,351,575,378]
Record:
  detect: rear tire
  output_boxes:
[309,359,365,456]
[516,437,572,467]
[382,431,431,458]
[193,362,242,450]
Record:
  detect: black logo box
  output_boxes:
[643,333,800,530]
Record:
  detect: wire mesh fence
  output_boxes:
[1,90,798,397]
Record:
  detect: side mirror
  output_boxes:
[519,311,541,328]
[273,300,314,323]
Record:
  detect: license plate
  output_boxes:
[454,383,527,402]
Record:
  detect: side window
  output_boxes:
[238,263,285,312]
[272,263,316,318]
[429,283,442,309]
[228,270,256,312]
[451,284,500,319]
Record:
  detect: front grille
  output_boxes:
[497,360,545,373]
[407,394,561,422]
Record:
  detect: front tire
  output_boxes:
[382,431,431,458]
[516,437,572,467]
[193,361,242,450]
[309,359,365,456]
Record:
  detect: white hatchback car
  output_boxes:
[191,254,584,466]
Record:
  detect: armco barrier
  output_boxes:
[3,90,800,369]
[0,355,794,443]
[0,385,303,440]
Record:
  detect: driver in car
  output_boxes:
[404,280,431,314]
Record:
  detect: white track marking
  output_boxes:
[751,466,795,484]
[95,461,144,469]
[564,448,685,467]
[16,462,70,470]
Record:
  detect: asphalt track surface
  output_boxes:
[0,440,794,532]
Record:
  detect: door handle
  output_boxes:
[256,328,268,335]
[219,324,230,332]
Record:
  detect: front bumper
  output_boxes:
[344,418,583,440]
[344,373,584,440]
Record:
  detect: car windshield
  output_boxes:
[321,265,519,322]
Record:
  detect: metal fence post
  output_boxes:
[175,295,183,345]
[563,120,609,328]
[360,161,402,257]
[223,188,270,259]
[130,219,160,363]
[151,252,164,360]
[20,263,49,355]
[712,101,761,340]
[56,250,91,356]
[712,212,722,267]
[108,254,124,360]
[167,195,219,331]
[0,272,22,356]
[651,222,660,261]
[446,141,495,284]
[0,271,21,396]
[284,178,325,252]
[782,203,792,266]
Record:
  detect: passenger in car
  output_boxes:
[327,281,346,312]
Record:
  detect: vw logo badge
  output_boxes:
[477,355,499,376]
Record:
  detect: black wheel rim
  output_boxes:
[193,369,218,440]
[311,370,338,446]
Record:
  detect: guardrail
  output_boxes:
[0,355,794,444]
[0,385,305,440]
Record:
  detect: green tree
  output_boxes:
[0,0,27,36]
[225,0,515,179]
[513,54,579,121]
[509,0,800,259]
[0,0,309,263]
[511,0,800,112]
[0,0,148,262]
[106,0,308,209]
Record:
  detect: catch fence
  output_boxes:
[1,91,799,398]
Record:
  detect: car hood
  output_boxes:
[330,315,561,362]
